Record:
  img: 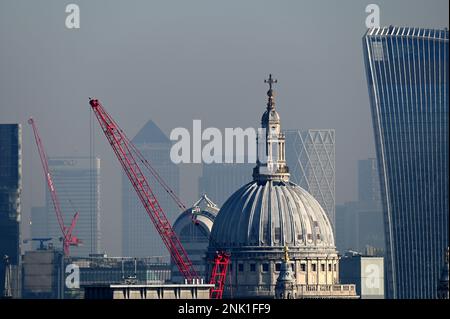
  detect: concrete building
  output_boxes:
[284,129,335,230]
[67,256,171,299]
[171,194,218,283]
[22,247,172,299]
[364,27,449,298]
[84,282,213,299]
[22,248,65,299]
[198,163,254,207]
[339,252,384,299]
[42,157,101,257]
[207,75,357,299]
[122,120,180,259]
[0,123,22,298]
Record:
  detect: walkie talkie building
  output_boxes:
[363,27,449,299]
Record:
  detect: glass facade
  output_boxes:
[284,129,336,229]
[363,27,449,299]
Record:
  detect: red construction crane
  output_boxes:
[191,207,231,299]
[89,98,230,298]
[209,251,231,299]
[128,136,232,299]
[28,118,81,256]
[89,98,198,281]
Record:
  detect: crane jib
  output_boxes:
[89,98,230,298]
[89,98,199,281]
[28,117,80,256]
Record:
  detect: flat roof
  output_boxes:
[109,284,215,288]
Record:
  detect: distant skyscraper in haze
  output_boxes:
[358,158,381,203]
[198,163,254,207]
[45,157,101,257]
[336,157,384,255]
[335,200,384,255]
[284,129,335,229]
[0,124,21,298]
[364,27,449,299]
[122,120,180,259]
[30,206,47,250]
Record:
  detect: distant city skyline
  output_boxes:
[1,0,447,257]
[335,157,384,255]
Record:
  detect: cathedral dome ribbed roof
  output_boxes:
[210,180,335,249]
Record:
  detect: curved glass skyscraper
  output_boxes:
[363,27,449,299]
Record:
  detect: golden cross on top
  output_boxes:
[264,74,277,90]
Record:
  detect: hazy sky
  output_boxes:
[1,0,448,256]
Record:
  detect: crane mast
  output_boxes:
[129,141,232,298]
[209,252,230,299]
[89,98,199,281]
[132,152,233,298]
[28,118,81,256]
[192,208,231,299]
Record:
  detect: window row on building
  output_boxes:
[231,260,338,273]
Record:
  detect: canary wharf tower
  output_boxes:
[364,27,449,299]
